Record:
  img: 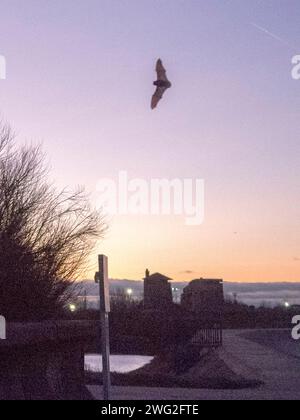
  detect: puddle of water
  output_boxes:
[85,354,153,373]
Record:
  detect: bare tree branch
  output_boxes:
[0,123,107,321]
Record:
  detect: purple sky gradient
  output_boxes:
[0,0,299,281]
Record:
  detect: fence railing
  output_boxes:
[191,325,223,348]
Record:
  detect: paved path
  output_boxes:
[88,329,300,400]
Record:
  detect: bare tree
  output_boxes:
[0,124,107,321]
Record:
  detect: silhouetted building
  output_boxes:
[181,278,224,321]
[143,270,173,310]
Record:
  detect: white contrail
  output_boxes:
[251,23,296,49]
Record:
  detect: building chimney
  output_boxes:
[145,269,150,278]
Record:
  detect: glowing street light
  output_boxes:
[69,304,77,313]
[284,302,290,309]
[126,288,133,297]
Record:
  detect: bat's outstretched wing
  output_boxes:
[156,59,169,82]
[151,86,167,110]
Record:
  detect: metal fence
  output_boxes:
[191,325,223,348]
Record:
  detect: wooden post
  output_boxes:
[96,255,111,400]
[101,311,111,400]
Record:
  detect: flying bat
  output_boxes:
[151,59,172,110]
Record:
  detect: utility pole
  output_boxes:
[95,255,111,400]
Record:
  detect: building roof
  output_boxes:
[191,278,223,283]
[144,272,173,282]
[184,278,223,290]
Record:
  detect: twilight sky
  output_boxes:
[0,0,299,282]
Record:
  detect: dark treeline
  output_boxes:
[223,300,298,329]
[74,303,197,355]
[69,296,298,354]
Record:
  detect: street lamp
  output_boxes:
[69,304,77,313]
